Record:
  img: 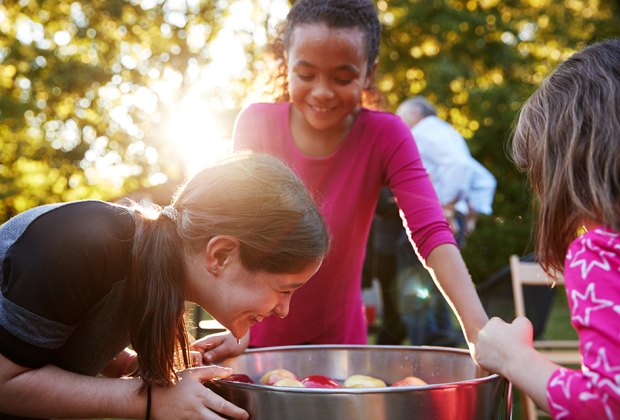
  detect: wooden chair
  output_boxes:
[509,255,581,419]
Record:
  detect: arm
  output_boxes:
[424,244,488,346]
[0,352,248,419]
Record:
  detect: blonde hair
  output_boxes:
[128,153,329,386]
[512,38,620,272]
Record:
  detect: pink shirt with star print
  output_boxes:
[546,226,620,418]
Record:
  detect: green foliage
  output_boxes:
[0,0,227,220]
[376,0,620,281]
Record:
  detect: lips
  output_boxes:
[308,103,336,114]
[249,315,264,325]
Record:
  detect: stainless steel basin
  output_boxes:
[205,345,511,419]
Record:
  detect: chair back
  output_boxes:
[509,255,563,318]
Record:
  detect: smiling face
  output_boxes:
[286,23,373,135]
[185,237,323,340]
[213,259,322,339]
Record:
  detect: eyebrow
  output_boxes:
[293,60,360,73]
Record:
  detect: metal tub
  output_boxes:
[205,345,511,420]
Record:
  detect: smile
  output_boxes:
[309,104,333,113]
[249,315,264,325]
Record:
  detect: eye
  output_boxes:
[280,290,293,296]
[295,72,314,81]
[334,78,353,85]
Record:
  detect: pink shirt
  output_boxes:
[547,226,620,418]
[233,102,455,347]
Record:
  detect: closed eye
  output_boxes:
[296,73,314,81]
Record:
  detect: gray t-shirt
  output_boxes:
[0,201,135,378]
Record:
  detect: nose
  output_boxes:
[312,77,334,100]
[272,295,292,318]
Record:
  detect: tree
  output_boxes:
[0,0,235,219]
[376,0,620,281]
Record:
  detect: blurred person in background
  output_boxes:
[394,97,496,347]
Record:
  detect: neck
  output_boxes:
[290,106,359,157]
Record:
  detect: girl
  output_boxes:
[198,0,488,363]
[475,38,620,417]
[0,153,329,419]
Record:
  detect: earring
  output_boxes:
[209,266,218,275]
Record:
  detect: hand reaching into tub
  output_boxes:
[152,366,249,419]
[192,331,250,364]
[474,316,557,413]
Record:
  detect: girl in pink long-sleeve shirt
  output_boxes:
[194,0,489,363]
[475,38,620,418]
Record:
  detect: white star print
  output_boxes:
[569,237,614,280]
[571,283,614,326]
[590,348,620,396]
[549,368,575,399]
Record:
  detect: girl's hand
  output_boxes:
[192,331,249,364]
[152,365,248,420]
[474,316,533,377]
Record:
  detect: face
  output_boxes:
[188,245,323,340]
[286,23,373,133]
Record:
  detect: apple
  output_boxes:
[260,368,298,385]
[391,375,428,387]
[343,374,387,388]
[223,374,254,384]
[273,377,304,387]
[301,375,342,388]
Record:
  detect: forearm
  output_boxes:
[502,346,555,413]
[425,243,488,343]
[0,362,146,419]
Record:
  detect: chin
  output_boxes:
[229,324,249,340]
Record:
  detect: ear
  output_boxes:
[365,61,378,89]
[205,235,240,274]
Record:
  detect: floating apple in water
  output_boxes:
[391,375,428,387]
[273,378,304,387]
[223,373,254,384]
[343,374,387,388]
[260,368,298,385]
[301,375,342,388]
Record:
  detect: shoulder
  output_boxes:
[357,108,412,138]
[14,201,135,258]
[237,102,288,122]
[565,226,620,280]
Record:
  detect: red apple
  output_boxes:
[260,368,298,385]
[223,374,254,384]
[301,375,342,388]
[391,375,428,387]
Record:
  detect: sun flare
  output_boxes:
[164,92,233,176]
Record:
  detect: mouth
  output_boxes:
[308,103,334,113]
[249,314,264,325]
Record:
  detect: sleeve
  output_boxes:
[546,229,620,418]
[462,158,496,215]
[383,118,457,260]
[0,202,133,368]
[232,103,270,153]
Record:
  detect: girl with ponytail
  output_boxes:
[0,153,328,420]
